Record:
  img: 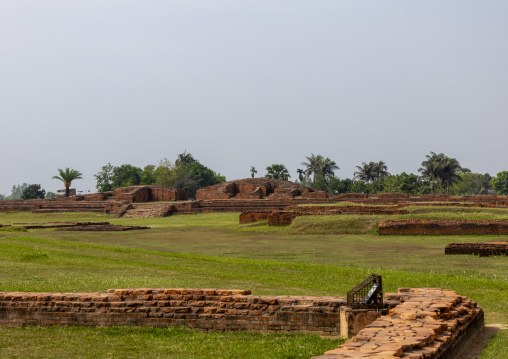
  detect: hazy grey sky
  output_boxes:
[1,0,507,195]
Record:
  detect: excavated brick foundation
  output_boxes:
[445,242,508,256]
[240,206,409,226]
[0,288,483,359]
[2,190,508,218]
[0,288,347,336]
[379,219,508,235]
[1,222,148,231]
[315,288,484,359]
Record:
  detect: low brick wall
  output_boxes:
[3,192,508,217]
[0,287,483,359]
[302,192,329,199]
[379,219,508,235]
[235,193,263,200]
[268,212,298,226]
[376,192,409,199]
[267,193,295,200]
[285,206,408,216]
[315,288,484,359]
[0,288,346,336]
[240,206,408,226]
[445,241,508,256]
[239,211,271,224]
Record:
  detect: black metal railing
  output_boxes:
[347,274,383,309]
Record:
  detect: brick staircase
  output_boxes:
[120,203,175,218]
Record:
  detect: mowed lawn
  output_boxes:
[0,208,507,358]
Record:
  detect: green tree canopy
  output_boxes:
[140,165,156,185]
[265,164,291,181]
[381,173,422,194]
[142,152,226,198]
[449,172,492,195]
[21,184,46,200]
[52,168,83,197]
[490,171,508,195]
[94,163,115,192]
[111,164,142,189]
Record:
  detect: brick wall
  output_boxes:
[445,241,508,256]
[267,193,294,200]
[235,193,263,200]
[196,178,324,200]
[268,212,298,226]
[376,192,409,199]
[0,287,483,359]
[0,288,346,336]
[315,288,484,359]
[112,186,187,203]
[239,211,271,224]
[239,206,408,226]
[379,219,508,235]
[302,192,329,199]
[335,193,369,200]
[149,186,187,201]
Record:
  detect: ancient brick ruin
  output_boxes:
[196,178,328,200]
[1,222,148,231]
[0,185,186,216]
[0,287,483,359]
[110,186,187,202]
[0,288,349,336]
[445,241,508,256]
[2,178,508,219]
[379,219,508,235]
[315,288,484,359]
[239,206,409,226]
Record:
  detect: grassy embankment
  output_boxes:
[0,207,507,358]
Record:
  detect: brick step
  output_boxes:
[121,204,175,218]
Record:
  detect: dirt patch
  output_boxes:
[456,325,500,359]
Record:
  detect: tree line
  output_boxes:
[259,152,508,196]
[2,151,508,200]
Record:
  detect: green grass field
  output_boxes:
[0,207,507,358]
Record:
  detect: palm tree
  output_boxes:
[301,154,339,181]
[301,154,339,190]
[301,154,324,182]
[437,156,462,192]
[354,162,376,183]
[373,161,390,181]
[176,151,196,165]
[418,152,462,193]
[320,157,340,178]
[418,152,441,182]
[296,168,305,182]
[52,168,83,197]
